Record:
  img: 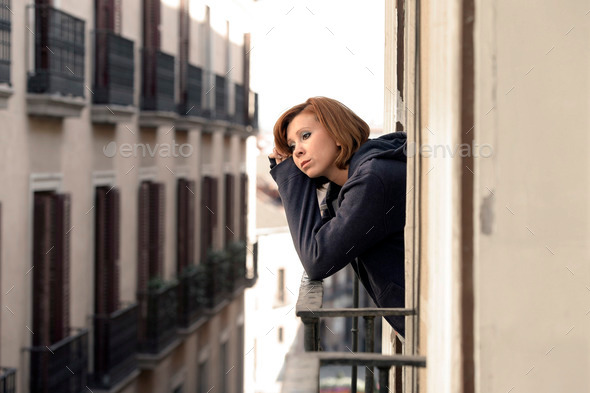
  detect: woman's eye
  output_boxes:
[288,144,295,152]
[302,132,311,140]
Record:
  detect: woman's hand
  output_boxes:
[269,147,289,165]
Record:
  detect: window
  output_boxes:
[277,268,285,304]
[197,359,209,393]
[32,192,71,346]
[219,341,228,393]
[277,327,283,343]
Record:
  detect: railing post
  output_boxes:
[302,317,320,351]
[378,367,389,393]
[351,270,359,393]
[364,315,375,393]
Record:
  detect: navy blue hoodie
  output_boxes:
[270,132,407,335]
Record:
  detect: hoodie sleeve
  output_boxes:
[270,157,397,280]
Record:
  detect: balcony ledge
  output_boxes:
[0,84,13,109]
[89,369,140,393]
[138,110,178,127]
[27,93,86,118]
[175,114,212,129]
[177,315,209,337]
[91,104,137,124]
[136,337,182,370]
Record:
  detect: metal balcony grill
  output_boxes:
[28,329,89,393]
[0,368,16,393]
[137,282,179,354]
[141,48,175,112]
[213,74,228,120]
[234,83,246,125]
[0,0,11,85]
[178,265,206,327]
[27,5,85,97]
[93,30,134,106]
[90,303,138,389]
[178,64,203,116]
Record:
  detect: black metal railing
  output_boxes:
[90,303,138,389]
[0,0,11,85]
[27,4,85,97]
[178,64,203,116]
[0,368,16,393]
[249,91,259,129]
[141,48,175,112]
[205,249,232,306]
[178,265,207,327]
[212,74,228,120]
[93,30,134,106]
[137,281,179,354]
[234,83,246,125]
[295,274,425,393]
[28,329,89,393]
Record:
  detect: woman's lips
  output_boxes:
[301,159,311,169]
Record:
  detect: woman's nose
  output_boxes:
[294,144,304,156]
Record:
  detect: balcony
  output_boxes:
[0,0,12,108]
[28,329,89,393]
[91,29,135,123]
[283,275,425,393]
[0,368,16,393]
[177,265,207,329]
[89,303,139,390]
[178,64,203,117]
[234,83,247,126]
[140,48,176,126]
[137,280,179,357]
[249,91,259,129]
[203,74,229,122]
[26,4,86,117]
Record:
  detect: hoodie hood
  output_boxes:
[348,131,407,175]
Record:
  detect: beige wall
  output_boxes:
[474,1,590,391]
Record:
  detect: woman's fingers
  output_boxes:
[269,147,286,164]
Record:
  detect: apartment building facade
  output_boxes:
[0,0,258,392]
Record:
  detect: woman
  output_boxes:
[269,96,407,336]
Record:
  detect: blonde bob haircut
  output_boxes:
[273,97,370,170]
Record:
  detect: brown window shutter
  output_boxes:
[107,187,121,313]
[239,173,248,242]
[33,193,52,346]
[177,178,187,273]
[52,193,71,343]
[149,182,165,279]
[186,179,195,265]
[178,0,190,105]
[95,187,108,315]
[225,174,235,243]
[200,176,217,261]
[95,0,115,31]
[143,0,161,50]
[200,177,210,262]
[137,181,151,291]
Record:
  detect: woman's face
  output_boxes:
[286,111,342,180]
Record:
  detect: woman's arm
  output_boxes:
[270,158,400,280]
